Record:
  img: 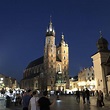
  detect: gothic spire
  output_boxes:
[46,16,55,37]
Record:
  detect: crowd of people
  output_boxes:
[22,90,55,110]
[75,88,105,108]
[4,88,106,110]
[75,88,90,104]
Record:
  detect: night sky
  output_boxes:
[0,0,110,81]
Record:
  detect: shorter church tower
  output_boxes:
[56,34,69,90]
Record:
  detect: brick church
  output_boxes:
[21,20,69,92]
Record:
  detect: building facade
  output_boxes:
[78,66,95,91]
[91,32,110,96]
[21,20,69,92]
[0,73,18,90]
[69,76,78,92]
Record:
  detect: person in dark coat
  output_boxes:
[76,89,80,103]
[82,89,86,104]
[38,91,55,110]
[85,88,90,104]
[99,90,104,107]
[22,89,32,110]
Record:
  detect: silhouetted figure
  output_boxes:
[6,95,11,108]
[99,90,105,107]
[38,91,55,110]
[22,89,32,110]
[85,88,90,104]
[97,90,102,107]
[76,89,80,103]
[82,89,86,104]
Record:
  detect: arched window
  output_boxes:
[64,56,66,59]
[57,64,61,72]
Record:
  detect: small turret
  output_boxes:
[59,33,68,47]
[96,31,109,52]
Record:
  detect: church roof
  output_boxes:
[97,37,108,45]
[96,32,109,52]
[22,72,40,80]
[26,56,44,69]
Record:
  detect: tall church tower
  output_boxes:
[56,34,69,89]
[91,32,110,95]
[44,20,56,90]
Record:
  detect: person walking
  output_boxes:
[97,90,102,107]
[76,89,80,103]
[96,90,100,107]
[38,91,55,110]
[82,89,86,104]
[22,89,32,110]
[99,90,104,107]
[28,91,39,110]
[85,88,90,104]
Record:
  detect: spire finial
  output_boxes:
[61,32,64,40]
[50,15,52,23]
[99,31,103,38]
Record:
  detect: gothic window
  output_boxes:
[57,64,61,72]
[64,50,65,53]
[64,56,66,59]
[51,65,53,68]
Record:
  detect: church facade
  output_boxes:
[21,20,69,92]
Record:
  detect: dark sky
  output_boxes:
[0,0,110,81]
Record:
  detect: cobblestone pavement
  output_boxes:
[1,95,110,110]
